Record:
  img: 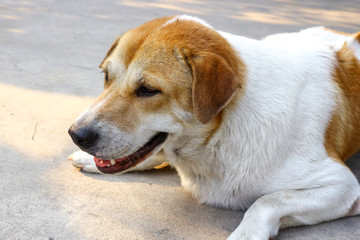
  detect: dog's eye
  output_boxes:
[101,70,109,84]
[136,85,161,97]
[104,72,109,83]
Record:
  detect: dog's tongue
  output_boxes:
[94,157,111,167]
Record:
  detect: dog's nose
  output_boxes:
[68,125,99,149]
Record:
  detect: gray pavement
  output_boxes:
[1,0,360,239]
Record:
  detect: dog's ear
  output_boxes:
[99,35,122,68]
[183,49,241,124]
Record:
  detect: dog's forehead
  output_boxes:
[101,15,214,70]
[101,16,173,68]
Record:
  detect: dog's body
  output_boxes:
[68,16,360,239]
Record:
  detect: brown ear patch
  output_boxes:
[185,50,241,123]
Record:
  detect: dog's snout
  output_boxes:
[68,125,99,149]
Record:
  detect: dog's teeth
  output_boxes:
[110,160,116,165]
[100,160,103,164]
[107,164,111,167]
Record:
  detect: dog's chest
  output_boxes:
[175,157,270,210]
[165,137,274,210]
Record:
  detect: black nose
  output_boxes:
[68,125,99,149]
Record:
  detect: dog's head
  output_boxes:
[68,15,245,173]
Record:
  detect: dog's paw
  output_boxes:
[68,150,100,173]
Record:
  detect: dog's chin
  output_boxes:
[93,132,168,174]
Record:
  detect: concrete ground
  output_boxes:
[1,0,360,239]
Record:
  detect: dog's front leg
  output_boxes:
[227,169,360,240]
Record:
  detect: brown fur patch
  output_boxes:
[325,41,360,162]
[119,16,173,66]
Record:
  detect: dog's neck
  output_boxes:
[162,31,338,210]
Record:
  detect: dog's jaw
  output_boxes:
[94,132,168,173]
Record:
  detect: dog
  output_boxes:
[68,15,360,239]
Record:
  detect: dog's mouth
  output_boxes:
[94,132,168,174]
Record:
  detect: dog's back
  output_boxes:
[264,27,360,161]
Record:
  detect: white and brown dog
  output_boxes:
[68,15,360,240]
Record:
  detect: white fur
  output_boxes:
[263,27,350,50]
[263,27,360,60]
[70,16,360,240]
[69,150,100,173]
